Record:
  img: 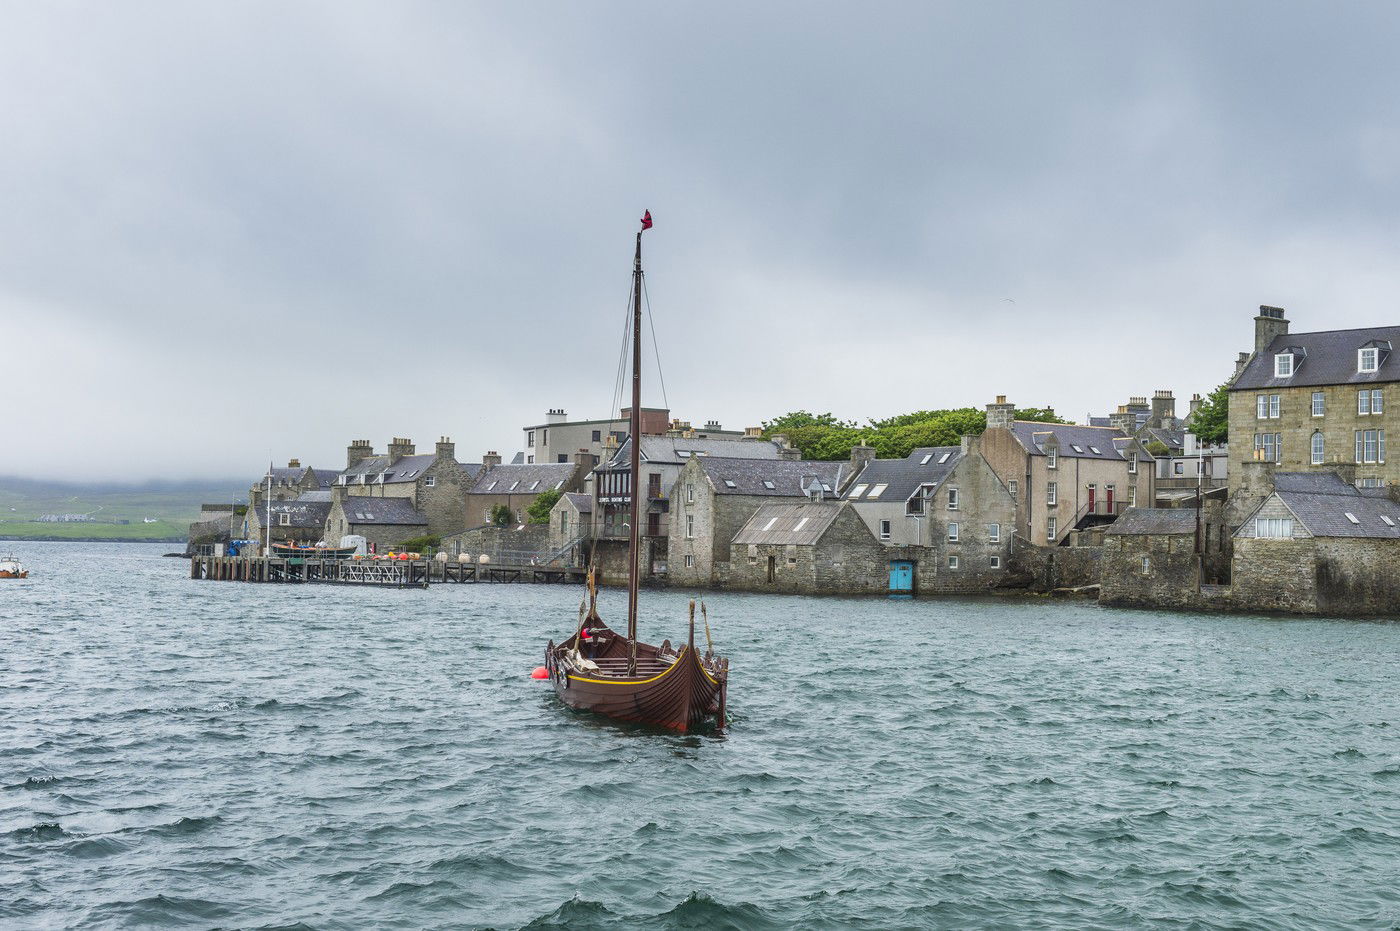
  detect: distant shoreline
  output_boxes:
[0,536,185,544]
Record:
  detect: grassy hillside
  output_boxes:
[0,477,245,542]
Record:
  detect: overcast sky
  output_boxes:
[6,2,1400,481]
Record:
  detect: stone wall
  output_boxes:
[1314,538,1400,615]
[1100,532,1203,610]
[1010,542,1102,591]
[1229,538,1319,613]
[442,524,555,563]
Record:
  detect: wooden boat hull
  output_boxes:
[547,622,727,733]
[271,545,357,560]
[0,570,27,579]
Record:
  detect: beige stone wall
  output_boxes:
[1228,383,1398,494]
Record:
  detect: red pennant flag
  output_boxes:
[640,210,653,230]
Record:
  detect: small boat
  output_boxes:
[542,211,729,733]
[271,543,357,560]
[0,555,28,579]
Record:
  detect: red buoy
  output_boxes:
[531,666,549,680]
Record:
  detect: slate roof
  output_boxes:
[267,499,332,529]
[298,490,333,503]
[459,462,484,481]
[265,467,307,485]
[469,462,576,494]
[600,435,782,469]
[563,492,593,513]
[340,496,428,526]
[1233,325,1400,390]
[339,454,438,485]
[698,457,845,497]
[1258,472,1400,539]
[1141,427,1186,451]
[844,447,962,504]
[732,501,844,546]
[1105,508,1197,536]
[1011,422,1131,460]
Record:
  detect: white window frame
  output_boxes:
[990,555,1001,569]
[1046,448,1057,469]
[879,519,891,541]
[1269,395,1280,418]
[1359,390,1372,415]
[867,483,888,499]
[1046,481,1058,506]
[1141,555,1151,574]
[1360,347,1379,373]
[848,484,868,499]
[1008,479,1018,498]
[1129,485,1137,507]
[424,475,436,487]
[988,522,1001,543]
[947,487,959,511]
[947,521,959,542]
[686,483,695,503]
[686,515,695,539]
[1257,395,1268,418]
[1311,432,1324,465]
[278,512,290,526]
[1047,516,1057,541]
[947,555,959,570]
[1312,392,1325,417]
[1373,389,1384,415]
[1275,353,1293,377]
[1254,517,1294,538]
[1128,453,1137,474]
[684,554,694,568]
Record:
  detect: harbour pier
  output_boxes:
[189,555,587,588]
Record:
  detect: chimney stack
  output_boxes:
[704,420,722,432]
[1189,393,1203,417]
[741,426,764,440]
[573,448,593,468]
[387,437,415,461]
[482,450,502,470]
[287,458,301,469]
[435,436,455,461]
[1109,405,1135,434]
[985,395,1016,430]
[1151,390,1175,427]
[545,408,567,424]
[346,439,374,470]
[849,443,876,477]
[1255,305,1289,357]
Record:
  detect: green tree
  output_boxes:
[398,533,442,554]
[490,504,514,527]
[1189,380,1230,445]
[527,488,564,524]
[759,404,1071,461]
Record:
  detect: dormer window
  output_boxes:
[1360,347,1380,373]
[1275,353,1294,377]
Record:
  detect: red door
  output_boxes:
[1087,484,1097,513]
[1106,485,1115,514]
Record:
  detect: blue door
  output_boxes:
[889,560,914,595]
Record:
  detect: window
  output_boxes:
[1275,353,1294,377]
[1270,395,1280,418]
[684,555,694,568]
[762,480,775,490]
[1311,432,1325,465]
[848,483,868,499]
[1257,395,1267,418]
[947,488,959,510]
[879,519,891,540]
[278,513,290,526]
[947,555,959,569]
[509,481,520,491]
[1356,429,1386,464]
[1071,445,1084,454]
[1254,433,1281,463]
[1361,478,1383,488]
[1128,486,1137,507]
[794,517,809,532]
[990,555,1001,569]
[762,517,778,532]
[1359,390,1372,415]
[424,475,436,487]
[1174,462,1184,475]
[527,430,535,446]
[1089,446,1101,455]
[907,484,933,516]
[592,430,602,442]
[686,483,694,503]
[1046,481,1058,506]
[1345,512,1360,524]
[938,452,952,464]
[526,455,534,464]
[1383,515,1397,527]
[947,522,959,542]
[920,453,932,465]
[1047,516,1057,540]
[867,483,888,499]
[1312,392,1325,416]
[1375,390,1385,414]
[988,522,1001,543]
[686,515,695,539]
[1046,448,1058,469]
[1360,347,1380,373]
[1141,555,1151,574]
[1008,479,1018,498]
[1128,453,1137,474]
[1255,517,1294,538]
[723,479,736,489]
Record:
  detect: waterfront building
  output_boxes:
[1099,505,1230,609]
[324,490,429,551]
[334,437,478,537]
[980,397,1155,546]
[1228,305,1400,495]
[667,456,846,587]
[520,407,744,466]
[466,453,590,527]
[724,500,880,594]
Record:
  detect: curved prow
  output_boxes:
[688,599,696,652]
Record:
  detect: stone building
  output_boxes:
[333,437,477,537]
[1099,505,1229,609]
[666,456,845,587]
[520,407,744,467]
[725,501,886,594]
[841,436,1017,589]
[980,397,1154,546]
[263,496,333,546]
[324,488,429,552]
[1228,306,1399,494]
[1230,471,1400,614]
[465,454,589,527]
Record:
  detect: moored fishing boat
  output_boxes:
[541,211,729,733]
[271,543,357,560]
[0,554,28,579]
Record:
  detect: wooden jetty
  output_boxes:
[189,555,588,588]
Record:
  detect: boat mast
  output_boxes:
[626,220,645,674]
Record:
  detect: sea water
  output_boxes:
[2,542,1398,929]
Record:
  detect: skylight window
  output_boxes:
[794,517,809,531]
[509,481,520,491]
[1071,445,1084,453]
[762,517,778,531]
[1382,515,1396,527]
[723,479,737,489]
[762,480,775,489]
[849,484,868,499]
[485,481,496,491]
[867,483,888,499]
[530,480,540,490]
[938,452,951,464]
[920,454,932,465]
[364,512,375,521]
[1089,446,1101,455]
[1345,512,1360,524]
[554,481,564,490]
[821,484,832,492]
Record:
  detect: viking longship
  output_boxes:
[542,211,729,733]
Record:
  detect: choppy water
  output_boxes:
[2,542,1399,929]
